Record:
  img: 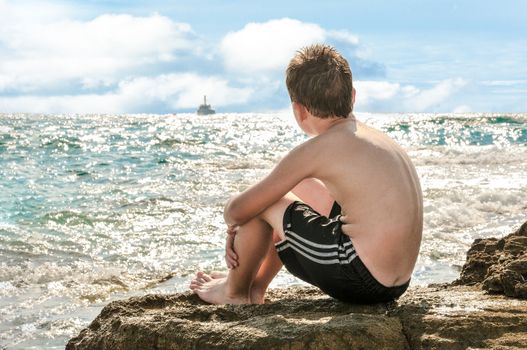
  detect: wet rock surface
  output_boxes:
[67,222,527,350]
[455,221,527,298]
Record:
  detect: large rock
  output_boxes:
[455,221,527,298]
[67,287,407,350]
[66,286,527,350]
[67,222,527,350]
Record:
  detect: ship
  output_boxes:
[196,95,216,115]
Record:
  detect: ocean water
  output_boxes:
[0,112,526,349]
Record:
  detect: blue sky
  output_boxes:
[0,0,526,113]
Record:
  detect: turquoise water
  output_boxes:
[1,112,526,349]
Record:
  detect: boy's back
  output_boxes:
[302,118,422,286]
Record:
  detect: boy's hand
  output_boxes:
[225,225,239,269]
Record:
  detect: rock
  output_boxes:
[66,285,527,350]
[67,288,408,350]
[67,221,527,350]
[455,221,527,298]
[394,284,527,350]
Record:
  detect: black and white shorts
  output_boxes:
[275,201,409,303]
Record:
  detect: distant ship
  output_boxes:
[196,95,216,115]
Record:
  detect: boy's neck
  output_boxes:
[308,113,355,136]
[293,102,356,136]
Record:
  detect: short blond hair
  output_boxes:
[286,44,353,118]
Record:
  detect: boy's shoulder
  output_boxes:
[289,120,357,163]
[292,119,397,164]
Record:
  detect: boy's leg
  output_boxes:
[202,230,283,304]
[247,231,283,303]
[190,216,274,304]
[248,178,334,302]
[190,179,334,304]
[190,193,302,304]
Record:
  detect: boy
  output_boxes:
[190,44,423,304]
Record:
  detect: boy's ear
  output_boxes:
[292,102,308,123]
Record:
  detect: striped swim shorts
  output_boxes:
[275,201,409,303]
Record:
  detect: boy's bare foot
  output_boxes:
[249,289,265,305]
[202,271,266,304]
[210,271,227,279]
[189,271,250,304]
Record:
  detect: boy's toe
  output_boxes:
[201,273,212,282]
[190,277,203,288]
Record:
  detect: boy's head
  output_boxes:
[286,44,354,119]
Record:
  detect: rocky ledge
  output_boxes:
[455,221,527,298]
[67,222,527,350]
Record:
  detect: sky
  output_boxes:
[0,0,526,114]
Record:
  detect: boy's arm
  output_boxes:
[224,141,317,227]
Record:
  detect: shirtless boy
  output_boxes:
[190,44,423,304]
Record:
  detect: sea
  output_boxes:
[0,112,526,349]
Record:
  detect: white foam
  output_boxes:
[413,145,527,166]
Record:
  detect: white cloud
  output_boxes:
[118,74,253,109]
[406,78,466,111]
[0,74,253,113]
[220,18,326,74]
[0,0,72,26]
[327,30,360,46]
[0,1,197,92]
[220,18,366,75]
[354,78,467,112]
[481,80,527,86]
[219,17,385,81]
[453,105,472,113]
[354,81,402,103]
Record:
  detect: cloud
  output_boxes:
[355,81,404,103]
[0,1,198,92]
[220,18,325,74]
[118,74,253,110]
[219,18,384,77]
[481,80,527,86]
[0,74,253,113]
[0,0,71,25]
[406,78,466,111]
[354,78,467,112]
[326,30,359,46]
[453,105,472,113]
